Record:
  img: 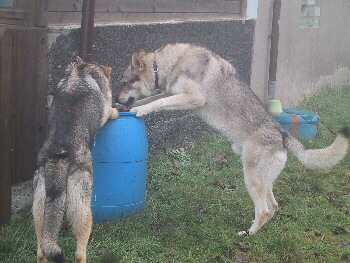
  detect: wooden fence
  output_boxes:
[47,0,244,25]
[0,0,47,226]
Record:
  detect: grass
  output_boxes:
[1,84,350,263]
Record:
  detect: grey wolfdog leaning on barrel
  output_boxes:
[117,43,350,236]
[32,56,119,263]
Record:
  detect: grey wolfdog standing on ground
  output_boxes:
[117,43,349,235]
[32,57,118,263]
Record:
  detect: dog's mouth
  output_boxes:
[122,104,131,112]
[116,97,135,112]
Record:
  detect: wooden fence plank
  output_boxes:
[95,0,119,12]
[47,0,83,12]
[119,0,154,13]
[0,29,13,226]
[0,10,26,25]
[35,0,48,27]
[48,0,241,13]
[11,28,33,182]
[48,11,241,25]
[9,27,47,183]
[48,0,120,12]
[154,0,240,13]
[47,0,242,24]
[33,29,48,159]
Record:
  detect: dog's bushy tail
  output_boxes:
[40,156,69,263]
[283,127,349,170]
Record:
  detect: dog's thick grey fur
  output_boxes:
[118,43,349,235]
[32,57,118,263]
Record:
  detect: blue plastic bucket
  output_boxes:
[91,112,148,222]
[273,108,320,139]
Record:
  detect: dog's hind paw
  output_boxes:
[238,230,249,236]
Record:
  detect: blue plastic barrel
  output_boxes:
[91,112,148,223]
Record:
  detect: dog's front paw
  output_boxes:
[130,105,151,117]
[109,108,119,119]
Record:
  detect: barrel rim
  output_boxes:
[118,112,137,117]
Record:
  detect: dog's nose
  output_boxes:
[116,96,128,105]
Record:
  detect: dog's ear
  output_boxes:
[138,50,146,71]
[131,52,140,70]
[76,56,84,64]
[131,52,146,71]
[139,49,146,56]
[100,65,112,79]
[139,58,145,71]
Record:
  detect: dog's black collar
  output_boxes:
[153,60,160,93]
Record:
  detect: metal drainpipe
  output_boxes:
[79,0,96,62]
[268,0,281,99]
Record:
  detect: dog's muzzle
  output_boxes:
[115,96,135,112]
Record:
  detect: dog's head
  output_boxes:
[63,56,112,94]
[73,56,112,79]
[117,50,156,108]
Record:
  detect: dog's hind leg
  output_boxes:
[239,147,287,235]
[66,168,93,263]
[73,211,92,263]
[240,163,270,235]
[266,150,287,222]
[32,168,48,263]
[266,188,278,222]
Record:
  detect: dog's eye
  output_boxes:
[129,75,140,84]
